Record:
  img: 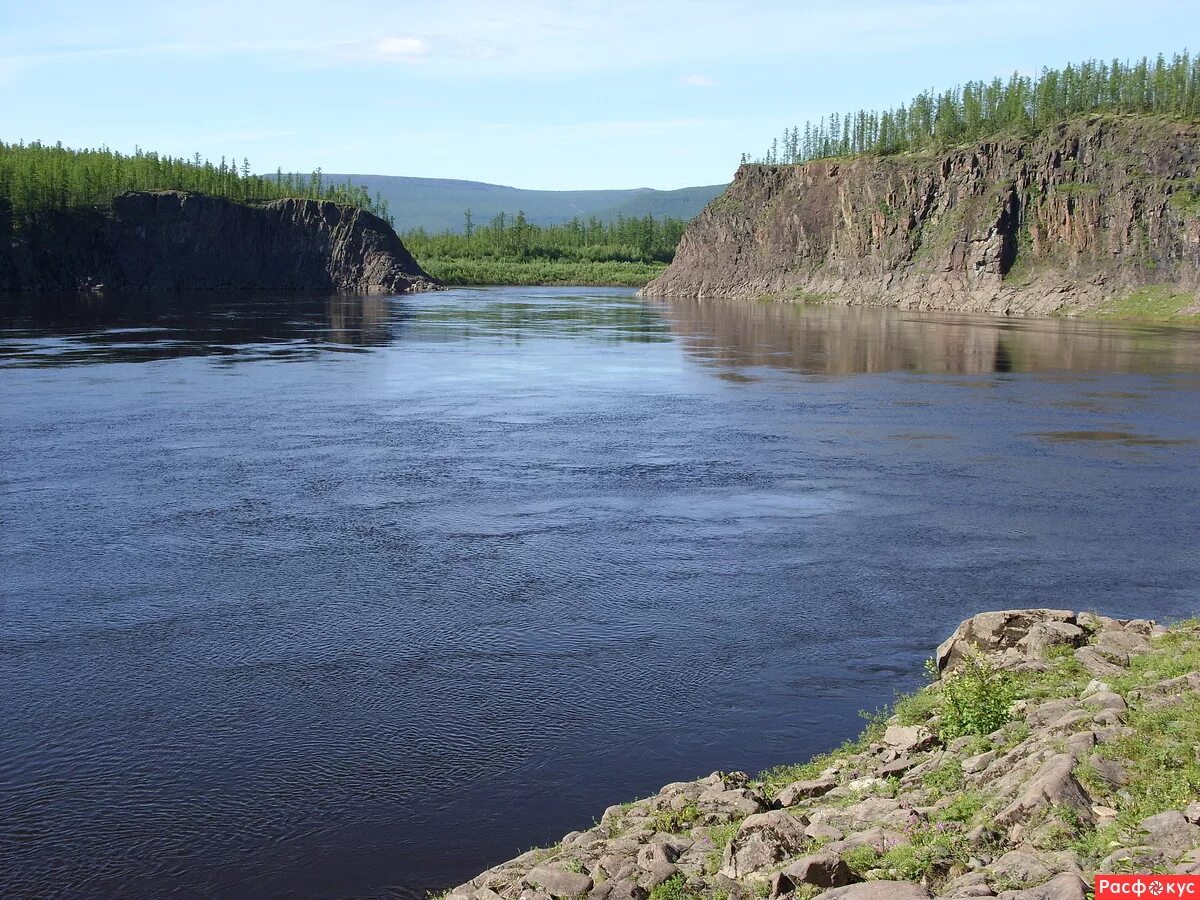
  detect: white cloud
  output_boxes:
[373,36,427,58]
[680,73,717,88]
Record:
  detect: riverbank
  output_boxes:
[412,257,666,287]
[444,610,1200,900]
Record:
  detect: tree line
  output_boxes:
[401,210,687,265]
[750,51,1200,165]
[0,141,393,227]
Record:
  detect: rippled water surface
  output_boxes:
[3,288,1199,898]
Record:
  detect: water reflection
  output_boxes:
[655,298,1200,376]
[0,288,670,367]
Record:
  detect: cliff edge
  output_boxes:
[0,191,441,294]
[643,117,1200,317]
[444,610,1200,900]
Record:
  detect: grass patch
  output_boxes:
[923,758,965,795]
[1168,183,1200,217]
[1088,285,1200,322]
[650,803,701,834]
[757,735,869,793]
[648,874,711,900]
[1053,181,1101,199]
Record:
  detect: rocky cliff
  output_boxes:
[0,191,440,294]
[445,610,1200,900]
[643,117,1200,317]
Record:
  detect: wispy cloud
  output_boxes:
[680,73,717,88]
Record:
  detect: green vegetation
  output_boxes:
[0,140,392,227]
[936,652,1016,739]
[401,212,686,286]
[650,803,701,834]
[754,51,1200,164]
[1087,285,1200,322]
[648,874,714,900]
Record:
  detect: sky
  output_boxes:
[1,0,1197,190]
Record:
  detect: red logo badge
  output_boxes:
[1095,875,1200,898]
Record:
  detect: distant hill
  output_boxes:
[312,174,727,232]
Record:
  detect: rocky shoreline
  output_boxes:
[444,609,1200,900]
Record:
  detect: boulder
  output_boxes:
[776,776,837,806]
[1019,621,1086,658]
[937,610,1076,673]
[772,850,855,893]
[525,866,593,899]
[1139,811,1200,855]
[995,873,1087,900]
[995,754,1095,828]
[883,725,937,753]
[990,849,1054,885]
[820,882,931,899]
[720,810,809,878]
[590,880,648,900]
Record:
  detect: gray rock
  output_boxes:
[820,881,931,899]
[720,810,809,878]
[995,873,1087,900]
[941,871,996,897]
[776,850,855,890]
[588,880,647,900]
[697,788,768,821]
[878,755,919,777]
[525,867,593,899]
[1073,647,1127,677]
[963,750,997,774]
[776,776,837,806]
[1019,621,1086,658]
[937,609,1076,673]
[1083,691,1127,714]
[1186,802,1200,825]
[1139,810,1200,854]
[990,849,1053,885]
[995,754,1095,828]
[883,725,937,752]
[1094,629,1151,663]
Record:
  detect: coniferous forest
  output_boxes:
[0,141,393,227]
[400,212,687,285]
[752,51,1200,164]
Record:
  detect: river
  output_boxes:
[2,287,1198,897]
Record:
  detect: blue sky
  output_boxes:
[2,0,1196,190]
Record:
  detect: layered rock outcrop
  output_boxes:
[643,117,1200,316]
[0,191,440,294]
[445,610,1200,900]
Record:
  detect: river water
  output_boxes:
[2,287,1198,898]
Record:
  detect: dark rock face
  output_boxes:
[0,191,440,294]
[643,117,1200,316]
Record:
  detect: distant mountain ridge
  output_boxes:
[312,174,727,232]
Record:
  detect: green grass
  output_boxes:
[1053,181,1102,198]
[415,256,667,287]
[649,803,701,834]
[1088,285,1200,322]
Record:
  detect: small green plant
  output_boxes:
[934,790,986,824]
[648,874,705,900]
[938,651,1016,740]
[650,803,700,834]
[923,758,965,794]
